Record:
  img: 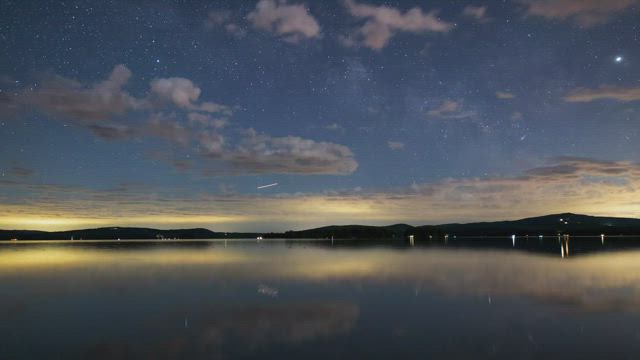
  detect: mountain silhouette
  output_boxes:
[2,213,640,240]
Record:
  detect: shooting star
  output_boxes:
[257,182,278,190]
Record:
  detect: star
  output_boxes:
[615,56,623,63]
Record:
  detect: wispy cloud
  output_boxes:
[496,91,516,99]
[564,86,640,102]
[7,65,358,176]
[3,157,639,231]
[11,65,231,125]
[86,123,135,140]
[427,100,476,119]
[387,141,404,150]
[462,5,491,23]
[324,123,345,132]
[20,65,144,121]
[222,129,358,175]
[524,156,639,178]
[144,113,192,147]
[150,77,230,113]
[204,10,247,38]
[9,164,34,178]
[522,0,637,27]
[341,0,453,50]
[187,112,229,129]
[248,0,321,43]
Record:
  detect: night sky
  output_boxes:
[1,0,640,231]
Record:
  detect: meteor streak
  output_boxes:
[257,183,278,189]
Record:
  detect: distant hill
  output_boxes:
[434,213,640,237]
[2,213,640,241]
[0,227,259,241]
[264,224,400,240]
[270,213,640,240]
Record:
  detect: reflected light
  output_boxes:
[5,246,640,313]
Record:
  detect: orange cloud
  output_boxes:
[564,86,640,103]
[523,0,637,27]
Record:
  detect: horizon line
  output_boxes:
[2,212,639,233]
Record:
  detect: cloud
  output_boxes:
[198,131,226,156]
[387,141,404,150]
[564,86,640,103]
[199,101,232,115]
[86,123,135,140]
[187,113,229,129]
[342,0,453,50]
[82,114,191,145]
[522,0,637,27]
[324,123,344,132]
[401,156,640,221]
[496,91,516,99]
[2,156,640,231]
[225,130,358,175]
[143,113,191,147]
[9,65,357,176]
[12,65,230,131]
[247,0,320,42]
[524,156,640,179]
[205,10,230,28]
[150,77,223,113]
[22,65,143,122]
[204,10,247,38]
[9,165,34,177]
[462,5,491,23]
[427,100,476,119]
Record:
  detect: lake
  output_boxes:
[2,238,640,359]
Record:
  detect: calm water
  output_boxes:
[2,238,640,359]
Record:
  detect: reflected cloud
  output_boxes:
[141,302,359,359]
[5,245,640,312]
[200,302,358,344]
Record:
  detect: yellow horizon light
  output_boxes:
[0,214,250,231]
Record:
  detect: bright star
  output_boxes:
[615,56,623,63]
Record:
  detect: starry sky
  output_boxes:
[1,0,640,231]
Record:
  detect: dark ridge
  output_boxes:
[0,227,260,241]
[3,213,640,241]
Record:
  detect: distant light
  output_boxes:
[615,56,623,63]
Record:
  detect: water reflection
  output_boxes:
[136,303,359,359]
[2,240,640,359]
